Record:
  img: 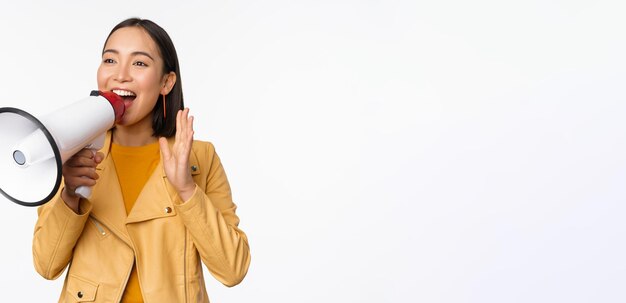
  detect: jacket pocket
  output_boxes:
[66,274,99,302]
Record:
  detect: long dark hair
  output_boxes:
[102,18,183,138]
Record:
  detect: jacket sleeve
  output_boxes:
[171,142,251,287]
[32,189,92,280]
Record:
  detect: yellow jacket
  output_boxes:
[32,132,251,302]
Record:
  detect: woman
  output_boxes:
[32,18,251,303]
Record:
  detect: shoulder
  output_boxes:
[191,140,220,164]
[190,140,227,181]
[192,139,216,154]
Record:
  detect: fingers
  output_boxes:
[62,167,99,197]
[161,108,194,163]
[159,137,171,159]
[75,148,97,159]
[178,108,194,141]
[162,109,195,194]
[66,149,100,168]
[185,108,194,136]
[94,152,105,164]
[69,166,99,180]
[175,109,183,142]
[187,113,194,136]
[174,108,194,148]
[63,164,99,182]
[62,148,101,196]
[65,173,99,187]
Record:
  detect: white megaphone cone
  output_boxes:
[0,91,125,206]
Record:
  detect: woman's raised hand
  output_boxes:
[159,108,196,201]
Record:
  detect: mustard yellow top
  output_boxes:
[111,141,160,303]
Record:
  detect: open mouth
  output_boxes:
[111,89,136,103]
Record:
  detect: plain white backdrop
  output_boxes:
[1,0,625,302]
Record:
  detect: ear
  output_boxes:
[160,71,177,95]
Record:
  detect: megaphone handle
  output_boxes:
[74,186,92,199]
[74,149,94,199]
[73,134,105,199]
[74,146,99,199]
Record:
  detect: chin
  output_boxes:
[115,118,130,126]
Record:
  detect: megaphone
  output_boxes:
[0,91,124,207]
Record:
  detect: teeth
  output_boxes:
[112,89,136,97]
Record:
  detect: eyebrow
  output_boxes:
[102,49,155,61]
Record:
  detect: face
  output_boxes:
[97,26,174,128]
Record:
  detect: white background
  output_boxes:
[1,1,625,302]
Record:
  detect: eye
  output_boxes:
[134,61,148,67]
[103,58,115,64]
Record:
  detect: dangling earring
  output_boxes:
[162,94,167,119]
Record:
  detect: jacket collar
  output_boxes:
[89,131,201,246]
[98,131,201,180]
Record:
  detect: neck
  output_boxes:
[112,119,157,146]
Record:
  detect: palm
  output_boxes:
[160,108,196,200]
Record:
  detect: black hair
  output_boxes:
[103,18,183,138]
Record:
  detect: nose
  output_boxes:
[114,63,132,83]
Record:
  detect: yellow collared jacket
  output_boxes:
[32,132,251,302]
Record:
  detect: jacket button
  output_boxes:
[191,165,198,172]
[165,207,172,214]
[77,291,83,298]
